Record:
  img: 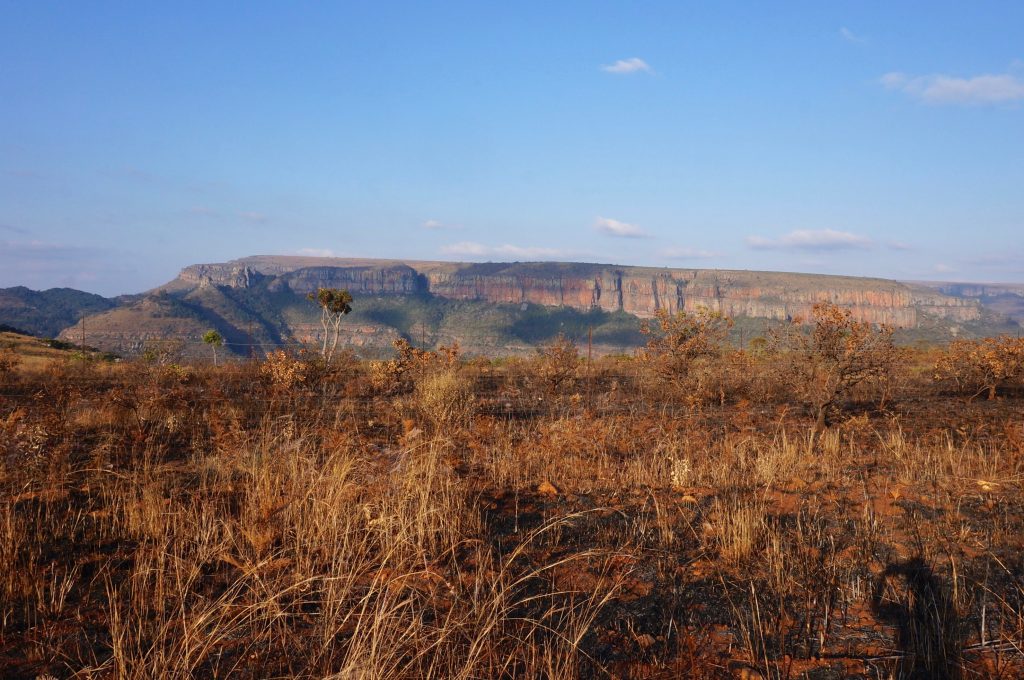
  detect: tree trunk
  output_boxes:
[329,316,342,361]
[987,384,996,400]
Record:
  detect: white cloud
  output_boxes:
[439,241,573,259]
[662,246,720,260]
[239,211,269,224]
[839,27,866,44]
[601,57,653,75]
[440,241,489,256]
[295,248,336,257]
[933,263,957,274]
[594,216,649,238]
[881,70,1024,105]
[423,219,445,230]
[746,229,873,251]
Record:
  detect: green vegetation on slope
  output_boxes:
[0,286,116,337]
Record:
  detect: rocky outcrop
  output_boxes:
[282,265,425,296]
[53,257,1019,357]
[170,257,986,329]
[913,281,1024,324]
[180,264,266,289]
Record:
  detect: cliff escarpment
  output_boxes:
[54,256,1018,357]
[178,257,982,328]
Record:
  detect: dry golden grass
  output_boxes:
[0,345,1022,678]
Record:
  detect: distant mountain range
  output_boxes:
[0,286,123,338]
[2,256,1021,357]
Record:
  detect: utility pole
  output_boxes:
[81,316,86,349]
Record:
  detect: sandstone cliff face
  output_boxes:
[174,258,983,329]
[180,264,265,288]
[280,265,424,296]
[914,281,1024,323]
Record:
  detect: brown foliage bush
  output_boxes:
[769,302,900,431]
[260,349,308,389]
[934,335,1024,400]
[0,348,19,383]
[639,307,733,403]
[533,334,581,395]
[370,338,461,395]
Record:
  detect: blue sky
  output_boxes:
[1,1,1022,295]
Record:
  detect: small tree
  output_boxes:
[640,306,733,394]
[934,336,1024,400]
[308,288,353,361]
[535,334,580,395]
[202,329,223,366]
[770,303,899,434]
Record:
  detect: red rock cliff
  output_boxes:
[176,257,983,328]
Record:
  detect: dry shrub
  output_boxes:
[260,349,307,389]
[140,338,186,365]
[371,338,460,394]
[769,302,900,432]
[298,347,359,388]
[0,348,19,383]
[158,363,198,386]
[934,335,1024,400]
[639,306,732,404]
[533,334,580,395]
[697,349,782,405]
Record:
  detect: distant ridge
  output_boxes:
[0,286,117,338]
[0,255,1007,358]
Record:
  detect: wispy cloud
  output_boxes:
[933,263,957,274]
[422,219,464,230]
[4,169,49,180]
[238,211,269,224]
[0,239,118,290]
[0,222,29,235]
[881,70,1024,105]
[746,229,873,251]
[0,240,104,260]
[839,27,866,44]
[294,248,336,258]
[187,206,220,218]
[961,253,1024,277]
[662,246,720,260]
[110,165,159,182]
[187,207,271,225]
[964,253,1023,267]
[601,57,653,75]
[440,241,574,259]
[594,216,649,238]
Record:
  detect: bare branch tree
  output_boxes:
[307,288,353,361]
